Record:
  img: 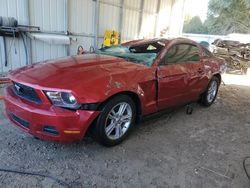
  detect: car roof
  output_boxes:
[122,38,169,47]
[122,37,200,47]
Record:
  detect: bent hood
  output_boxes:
[9,54,151,102]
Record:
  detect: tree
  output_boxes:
[205,0,250,34]
[183,16,207,34]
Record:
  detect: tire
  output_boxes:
[93,95,136,147]
[201,76,220,106]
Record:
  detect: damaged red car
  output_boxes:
[4,38,225,146]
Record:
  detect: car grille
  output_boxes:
[12,81,41,104]
[11,113,30,129]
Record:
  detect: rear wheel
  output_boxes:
[201,76,220,106]
[93,95,136,147]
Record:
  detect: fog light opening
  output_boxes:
[43,126,59,136]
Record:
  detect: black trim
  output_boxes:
[43,126,59,136]
[79,103,101,111]
[11,113,30,128]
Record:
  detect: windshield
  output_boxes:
[96,45,157,66]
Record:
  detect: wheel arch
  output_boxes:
[85,91,142,140]
[99,91,142,122]
[213,73,221,85]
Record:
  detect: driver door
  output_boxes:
[157,43,203,110]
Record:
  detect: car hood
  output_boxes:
[9,54,150,102]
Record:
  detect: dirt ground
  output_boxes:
[0,73,250,188]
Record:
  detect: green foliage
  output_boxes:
[206,0,250,34]
[183,0,250,35]
[183,16,207,34]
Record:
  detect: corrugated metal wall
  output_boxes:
[140,0,158,38]
[0,0,29,72]
[29,0,67,62]
[69,0,95,54]
[0,0,185,73]
[122,0,141,40]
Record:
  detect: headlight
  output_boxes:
[45,91,80,109]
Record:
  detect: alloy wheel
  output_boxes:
[207,80,218,103]
[104,102,132,140]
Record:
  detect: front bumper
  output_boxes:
[4,86,100,143]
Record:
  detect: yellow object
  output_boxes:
[103,30,119,47]
[64,130,81,134]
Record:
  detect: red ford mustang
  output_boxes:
[4,38,225,146]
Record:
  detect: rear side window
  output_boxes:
[161,43,200,65]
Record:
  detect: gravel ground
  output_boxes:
[0,74,250,188]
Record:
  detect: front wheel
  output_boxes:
[201,76,220,106]
[93,95,136,147]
